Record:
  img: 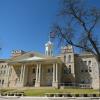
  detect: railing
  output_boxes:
[0,92,24,96]
[45,93,99,97]
[79,84,92,88]
[59,83,92,88]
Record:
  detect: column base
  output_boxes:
[35,82,41,87]
[52,82,59,88]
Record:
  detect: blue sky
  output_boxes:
[0,0,100,58]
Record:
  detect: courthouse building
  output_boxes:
[0,40,99,89]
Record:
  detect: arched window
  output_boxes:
[68,55,71,63]
[64,55,66,63]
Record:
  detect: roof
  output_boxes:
[0,59,9,62]
[79,52,94,57]
[7,51,62,64]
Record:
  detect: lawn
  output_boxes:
[0,88,99,96]
[13,88,99,96]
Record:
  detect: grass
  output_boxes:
[0,88,99,96]
[0,89,15,93]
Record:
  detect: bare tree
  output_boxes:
[51,0,100,62]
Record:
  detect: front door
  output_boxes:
[47,79,52,86]
[32,79,36,86]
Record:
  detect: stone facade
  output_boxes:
[0,42,99,89]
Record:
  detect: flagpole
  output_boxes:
[49,32,51,42]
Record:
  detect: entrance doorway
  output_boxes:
[32,79,36,86]
[47,79,52,86]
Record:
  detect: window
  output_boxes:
[64,66,68,75]
[68,55,71,63]
[89,67,92,72]
[48,68,51,73]
[64,66,71,75]
[9,68,12,76]
[5,65,6,68]
[64,55,66,63]
[88,61,91,66]
[3,70,6,75]
[81,80,85,83]
[1,65,3,69]
[69,65,71,74]
[81,70,84,72]
[84,61,87,65]
[2,80,4,85]
[32,68,35,73]
[89,70,92,72]
[85,70,88,72]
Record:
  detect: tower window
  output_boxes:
[64,55,66,63]
[89,70,92,72]
[89,67,92,72]
[68,55,71,63]
[69,65,71,74]
[84,61,87,65]
[88,61,91,66]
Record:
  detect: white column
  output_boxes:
[53,63,56,82]
[20,65,23,82]
[35,64,41,87]
[56,63,58,82]
[22,64,25,82]
[7,65,10,87]
[52,63,59,88]
[38,64,41,82]
[36,64,39,82]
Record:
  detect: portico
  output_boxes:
[7,54,62,88]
